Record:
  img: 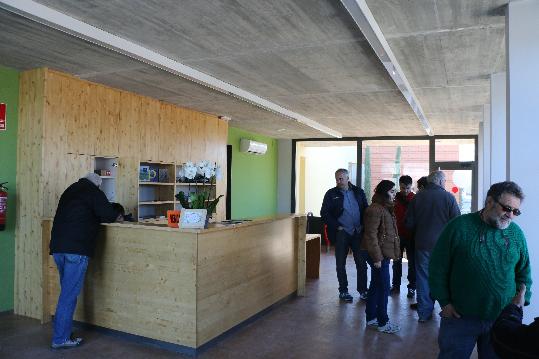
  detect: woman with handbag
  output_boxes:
[361,180,401,334]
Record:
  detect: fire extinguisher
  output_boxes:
[0,182,8,231]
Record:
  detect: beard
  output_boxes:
[485,214,511,229]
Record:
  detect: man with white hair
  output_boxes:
[49,172,120,349]
[430,181,531,358]
[405,170,460,322]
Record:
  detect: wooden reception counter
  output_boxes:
[42,215,306,351]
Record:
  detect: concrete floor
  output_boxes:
[0,250,461,358]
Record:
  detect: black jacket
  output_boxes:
[320,183,368,244]
[492,304,539,358]
[50,178,119,257]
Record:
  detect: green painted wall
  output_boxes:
[0,65,18,312]
[228,127,278,219]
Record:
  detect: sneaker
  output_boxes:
[390,286,400,294]
[359,291,368,301]
[366,319,378,328]
[378,321,400,334]
[407,288,416,298]
[51,338,83,349]
[339,292,353,302]
[410,303,418,310]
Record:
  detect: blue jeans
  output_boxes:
[438,316,498,359]
[365,256,390,327]
[52,253,89,345]
[415,249,434,319]
[334,230,368,293]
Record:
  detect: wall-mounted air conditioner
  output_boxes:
[240,138,267,155]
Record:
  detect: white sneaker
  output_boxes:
[51,338,83,349]
[366,319,378,328]
[377,321,400,334]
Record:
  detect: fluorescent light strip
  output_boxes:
[340,0,434,136]
[0,0,342,138]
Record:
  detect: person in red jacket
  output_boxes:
[390,175,416,298]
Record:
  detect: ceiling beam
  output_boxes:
[0,0,343,138]
[340,0,434,136]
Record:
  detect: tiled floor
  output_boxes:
[1,250,456,358]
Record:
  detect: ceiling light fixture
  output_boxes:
[339,0,434,136]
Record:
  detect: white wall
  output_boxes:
[481,104,491,208]
[507,0,539,323]
[277,139,292,214]
[478,121,484,209]
[490,72,507,184]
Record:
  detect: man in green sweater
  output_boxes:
[429,181,532,359]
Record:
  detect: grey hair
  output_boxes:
[83,172,102,188]
[427,170,445,186]
[335,168,349,176]
[486,181,524,204]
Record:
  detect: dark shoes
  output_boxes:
[418,315,432,323]
[410,303,418,310]
[339,292,353,302]
[51,337,83,349]
[407,288,416,298]
[359,291,368,301]
[390,285,400,294]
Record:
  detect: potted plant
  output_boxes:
[175,161,223,225]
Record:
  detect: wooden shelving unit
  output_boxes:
[94,156,118,202]
[138,161,175,222]
[137,162,219,222]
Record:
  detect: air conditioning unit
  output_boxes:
[240,138,267,155]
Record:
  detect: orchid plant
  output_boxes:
[175,160,223,214]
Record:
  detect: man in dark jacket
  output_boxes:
[405,170,460,322]
[391,175,416,298]
[492,284,539,358]
[49,173,120,349]
[321,168,369,302]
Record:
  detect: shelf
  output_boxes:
[175,182,215,186]
[139,201,174,205]
[140,161,175,165]
[138,217,168,224]
[139,182,175,186]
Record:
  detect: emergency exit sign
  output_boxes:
[0,103,6,131]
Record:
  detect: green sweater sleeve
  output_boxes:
[429,221,456,307]
[515,231,532,305]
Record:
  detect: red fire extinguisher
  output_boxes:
[0,182,8,231]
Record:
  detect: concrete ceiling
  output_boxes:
[366,0,506,135]
[0,0,506,139]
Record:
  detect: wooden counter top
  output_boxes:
[101,214,300,233]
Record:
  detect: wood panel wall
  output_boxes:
[15,69,46,318]
[16,68,228,319]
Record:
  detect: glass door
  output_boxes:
[362,139,430,202]
[438,167,474,214]
[433,137,478,214]
[295,141,358,215]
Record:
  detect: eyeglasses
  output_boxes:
[496,200,521,216]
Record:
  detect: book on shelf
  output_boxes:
[158,168,169,183]
[149,165,159,182]
[139,165,150,182]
